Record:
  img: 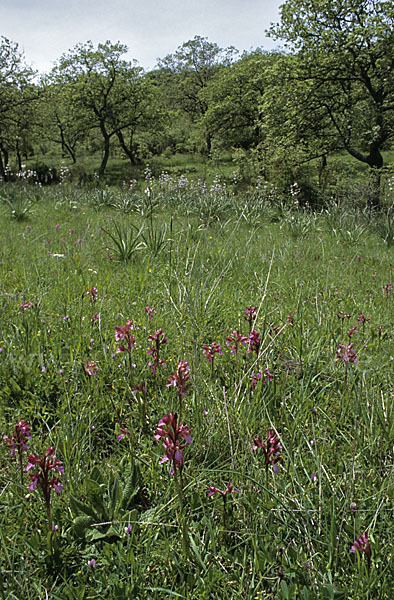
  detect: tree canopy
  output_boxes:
[265,0,394,203]
[0,37,37,179]
[52,41,151,175]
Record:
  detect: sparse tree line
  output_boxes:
[1,0,394,204]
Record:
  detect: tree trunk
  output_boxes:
[368,167,381,209]
[16,140,23,171]
[346,145,383,207]
[206,131,212,156]
[63,143,76,164]
[97,122,111,177]
[0,151,6,181]
[2,147,9,169]
[58,123,77,163]
[116,129,136,165]
[318,154,327,189]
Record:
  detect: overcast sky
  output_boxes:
[2,0,284,74]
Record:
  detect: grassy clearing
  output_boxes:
[0,180,393,599]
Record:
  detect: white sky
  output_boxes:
[2,0,284,74]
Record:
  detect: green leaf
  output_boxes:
[70,494,98,519]
[110,473,120,517]
[188,533,207,573]
[121,463,142,509]
[85,479,108,519]
[73,515,95,538]
[146,589,185,598]
[89,465,105,485]
[280,580,289,600]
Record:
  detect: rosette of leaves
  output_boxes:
[3,186,34,221]
[101,220,144,262]
[70,459,142,542]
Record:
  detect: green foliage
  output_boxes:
[264,0,394,205]
[140,220,172,257]
[0,37,38,181]
[1,185,34,220]
[71,460,142,542]
[203,50,270,151]
[101,219,144,262]
[51,40,153,177]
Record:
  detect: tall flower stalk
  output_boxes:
[115,319,136,380]
[202,342,222,377]
[253,428,282,480]
[208,482,238,528]
[167,361,190,419]
[350,532,371,569]
[154,411,192,503]
[26,447,64,531]
[3,419,31,485]
[147,328,168,375]
[244,306,258,333]
[335,342,357,383]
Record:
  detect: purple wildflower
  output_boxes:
[115,320,136,355]
[202,342,222,364]
[225,330,248,354]
[147,328,168,375]
[132,381,147,397]
[347,326,358,339]
[145,306,157,322]
[3,419,31,456]
[208,482,239,498]
[85,360,99,376]
[335,343,357,364]
[117,427,130,442]
[167,361,190,398]
[357,314,370,325]
[244,306,258,331]
[154,411,192,477]
[26,447,64,525]
[248,329,261,355]
[253,428,282,473]
[338,311,352,321]
[91,312,100,325]
[21,301,33,311]
[86,287,98,303]
[350,532,371,565]
[250,368,273,391]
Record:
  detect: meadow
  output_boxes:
[0,173,393,599]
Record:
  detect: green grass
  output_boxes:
[0,180,393,599]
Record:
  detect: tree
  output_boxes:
[37,80,89,164]
[157,36,237,154]
[267,0,394,204]
[53,41,151,176]
[203,50,273,151]
[0,37,37,179]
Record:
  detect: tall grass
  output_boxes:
[0,178,392,599]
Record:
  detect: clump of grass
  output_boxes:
[101,219,144,262]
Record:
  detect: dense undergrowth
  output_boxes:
[0,176,392,599]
